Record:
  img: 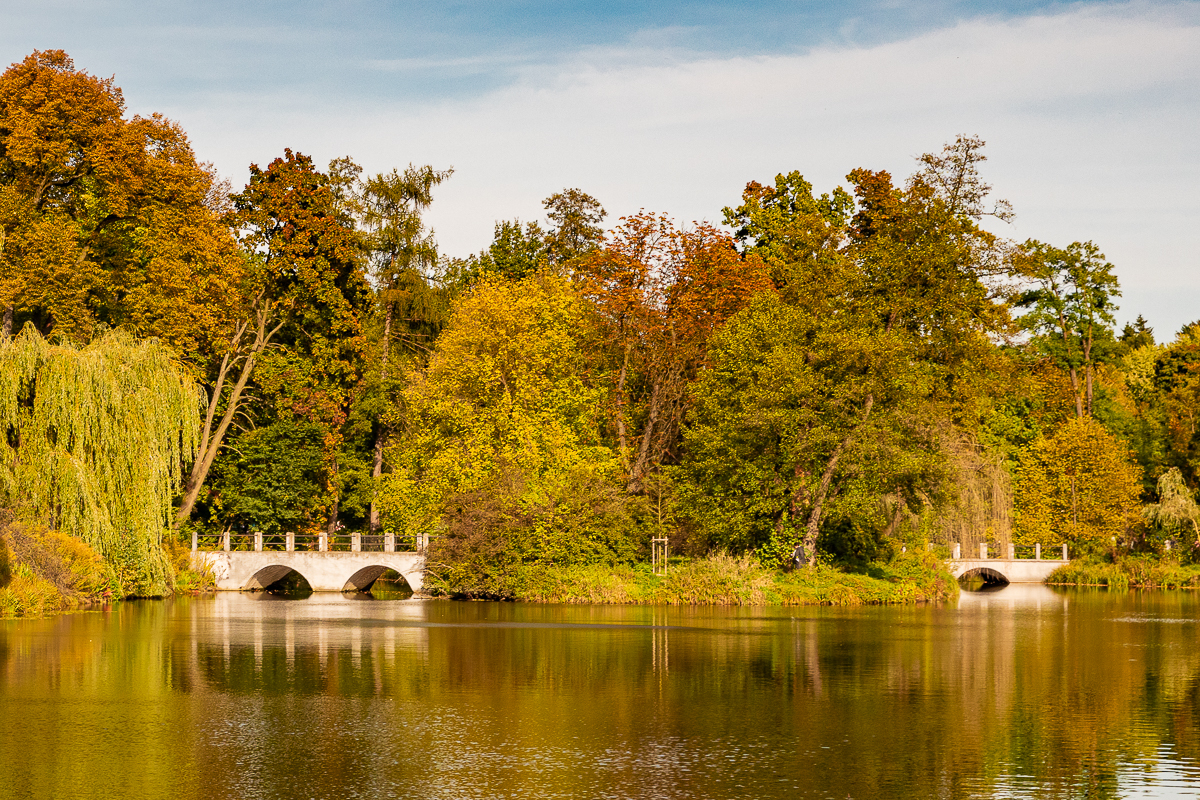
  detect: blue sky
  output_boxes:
[4,0,1199,336]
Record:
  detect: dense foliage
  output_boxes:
[2,49,1198,607]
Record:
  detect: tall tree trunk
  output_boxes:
[802,395,874,564]
[2,306,11,338]
[369,303,393,532]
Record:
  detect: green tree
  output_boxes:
[1016,240,1121,418]
[676,293,933,564]
[358,163,452,530]
[0,329,200,595]
[1141,467,1199,552]
[182,150,371,535]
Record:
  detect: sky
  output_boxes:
[3,0,1198,336]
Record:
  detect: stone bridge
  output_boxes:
[193,550,426,593]
[948,543,1069,584]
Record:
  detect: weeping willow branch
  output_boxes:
[0,328,202,596]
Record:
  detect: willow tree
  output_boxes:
[0,328,200,595]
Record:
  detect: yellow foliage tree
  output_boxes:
[1014,417,1142,549]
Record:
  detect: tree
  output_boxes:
[0,50,243,364]
[675,293,932,563]
[1016,240,1121,418]
[577,213,774,492]
[543,188,606,266]
[1142,467,1199,551]
[179,150,371,532]
[0,329,200,595]
[1014,416,1141,550]
[380,273,639,592]
[359,163,452,530]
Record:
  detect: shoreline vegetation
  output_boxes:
[5,51,1200,620]
[426,551,960,606]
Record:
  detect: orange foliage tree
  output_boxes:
[576,213,773,492]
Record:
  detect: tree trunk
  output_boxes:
[175,302,282,527]
[2,306,11,338]
[1069,367,1083,419]
[1083,321,1094,417]
[802,395,875,564]
[612,340,633,473]
[326,459,341,538]
[369,303,393,532]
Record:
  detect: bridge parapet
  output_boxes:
[948,542,1068,584]
[193,549,427,593]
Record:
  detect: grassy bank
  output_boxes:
[0,517,213,618]
[0,519,118,617]
[1048,555,1200,590]
[432,550,958,606]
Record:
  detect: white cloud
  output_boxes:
[167,1,1200,334]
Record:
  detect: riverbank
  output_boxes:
[431,550,959,606]
[1048,555,1200,590]
[0,518,212,618]
[0,520,115,617]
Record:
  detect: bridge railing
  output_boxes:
[951,542,1069,560]
[192,529,434,553]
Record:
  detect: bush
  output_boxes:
[1048,554,1200,590]
[0,516,117,617]
[445,549,959,606]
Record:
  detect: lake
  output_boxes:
[1,584,1198,799]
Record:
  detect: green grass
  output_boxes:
[1048,555,1200,591]
[470,550,958,606]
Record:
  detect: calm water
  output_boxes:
[1,585,1199,799]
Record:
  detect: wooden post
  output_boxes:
[1007,542,1015,560]
[286,531,295,552]
[385,532,394,553]
[1035,543,1042,560]
[980,542,988,560]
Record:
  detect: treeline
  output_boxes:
[1,50,1198,600]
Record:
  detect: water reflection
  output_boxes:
[1,589,1198,799]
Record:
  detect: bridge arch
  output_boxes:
[343,565,413,593]
[244,564,313,592]
[957,566,1010,587]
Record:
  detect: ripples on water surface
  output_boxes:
[1,584,1198,799]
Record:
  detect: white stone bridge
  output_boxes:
[192,536,426,593]
[949,542,1069,585]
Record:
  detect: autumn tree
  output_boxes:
[179,150,371,535]
[381,274,639,593]
[1014,416,1141,551]
[0,50,242,366]
[577,213,774,493]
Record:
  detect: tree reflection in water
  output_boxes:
[0,588,1198,799]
